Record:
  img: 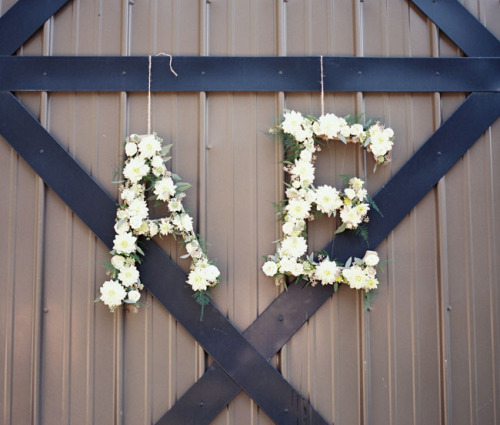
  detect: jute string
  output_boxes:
[320,55,325,116]
[147,53,178,134]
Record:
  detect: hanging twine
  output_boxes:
[147,55,152,134]
[147,53,178,135]
[320,55,325,116]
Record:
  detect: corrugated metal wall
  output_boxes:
[0,0,499,424]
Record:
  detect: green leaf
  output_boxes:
[333,282,339,292]
[338,134,347,144]
[366,194,383,217]
[161,144,173,155]
[136,246,145,256]
[334,222,346,234]
[171,173,182,182]
[176,182,192,192]
[344,256,352,269]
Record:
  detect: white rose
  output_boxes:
[282,221,294,235]
[204,265,220,281]
[114,219,130,234]
[111,255,126,270]
[151,155,163,168]
[344,188,356,200]
[127,290,141,303]
[149,221,159,236]
[262,261,278,277]
[340,125,351,138]
[362,250,380,266]
[350,124,364,137]
[129,215,143,230]
[125,142,138,157]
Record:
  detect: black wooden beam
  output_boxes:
[0,91,330,425]
[0,0,70,55]
[159,92,500,424]
[409,0,500,57]
[0,56,499,92]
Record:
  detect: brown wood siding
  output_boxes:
[0,0,499,424]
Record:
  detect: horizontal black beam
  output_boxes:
[1,56,499,93]
[410,0,500,58]
[0,91,329,425]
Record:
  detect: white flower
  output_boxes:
[138,134,162,158]
[314,259,340,285]
[125,142,138,157]
[151,155,164,168]
[282,221,295,235]
[349,177,364,190]
[362,250,380,266]
[116,209,128,220]
[154,177,176,201]
[314,185,342,215]
[159,218,172,235]
[291,261,304,276]
[129,215,144,230]
[118,265,139,287]
[123,157,150,183]
[173,213,193,232]
[279,257,296,274]
[168,198,183,212]
[339,206,363,229]
[127,290,141,303]
[344,188,356,200]
[356,188,368,202]
[286,199,311,220]
[100,280,127,309]
[121,187,137,203]
[350,124,364,137]
[356,203,370,216]
[299,149,313,162]
[187,268,209,291]
[114,219,130,234]
[340,125,351,138]
[186,240,203,258]
[262,261,278,277]
[127,198,148,220]
[281,236,308,258]
[291,158,315,183]
[343,265,367,290]
[204,265,220,281]
[281,110,305,135]
[152,164,166,177]
[149,221,159,236]
[113,232,137,254]
[313,113,344,139]
[111,255,126,270]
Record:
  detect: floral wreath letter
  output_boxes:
[262,110,394,297]
[98,133,220,312]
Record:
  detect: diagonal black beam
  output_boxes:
[0,0,70,55]
[0,91,330,425]
[159,92,500,424]
[162,5,500,421]
[409,0,500,57]
[0,56,499,92]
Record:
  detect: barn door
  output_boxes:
[0,0,499,424]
